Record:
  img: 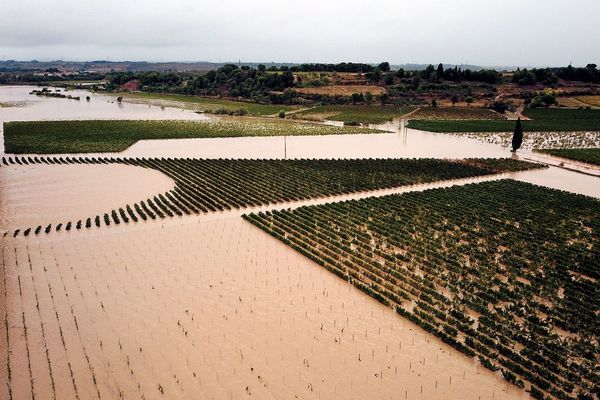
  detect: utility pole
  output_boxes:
[284,136,287,159]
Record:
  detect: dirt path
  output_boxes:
[267,106,315,118]
[398,107,422,120]
[505,106,530,121]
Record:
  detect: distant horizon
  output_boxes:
[2,0,598,68]
[2,59,597,71]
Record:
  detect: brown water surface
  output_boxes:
[0,163,174,231]
[0,85,210,155]
[1,84,598,400]
[0,218,530,400]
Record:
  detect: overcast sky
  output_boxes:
[1,0,598,67]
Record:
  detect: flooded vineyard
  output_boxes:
[245,180,600,399]
[0,156,542,236]
[0,162,174,231]
[1,84,599,400]
[0,218,530,400]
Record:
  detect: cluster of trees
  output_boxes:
[105,62,504,101]
[512,68,558,85]
[279,62,378,73]
[513,64,599,85]
[527,93,558,108]
[0,70,104,84]
[99,62,600,106]
[556,64,599,83]
[421,64,501,84]
[107,64,296,102]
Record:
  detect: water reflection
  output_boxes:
[0,163,174,230]
[0,85,210,154]
[1,85,598,200]
[119,129,509,159]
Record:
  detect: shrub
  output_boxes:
[490,101,508,114]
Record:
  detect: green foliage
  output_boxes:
[107,64,296,102]
[366,68,382,82]
[3,119,375,153]
[378,62,390,72]
[425,65,500,84]
[511,67,559,86]
[556,63,600,83]
[537,148,600,166]
[351,92,363,104]
[208,107,248,116]
[286,62,375,73]
[524,108,600,120]
[7,157,541,236]
[490,101,509,114]
[378,93,389,105]
[512,118,523,152]
[117,92,296,115]
[541,94,557,107]
[409,108,600,132]
[529,94,557,108]
[410,107,505,120]
[247,180,599,399]
[512,69,535,85]
[295,105,415,124]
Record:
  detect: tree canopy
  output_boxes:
[511,118,523,152]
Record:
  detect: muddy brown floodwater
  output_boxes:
[0,163,174,231]
[0,85,210,155]
[0,218,530,400]
[122,128,511,159]
[0,85,209,123]
[1,84,598,400]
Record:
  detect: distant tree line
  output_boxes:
[96,61,600,106]
[512,64,599,85]
[556,63,599,83]
[276,62,377,73]
[107,64,296,103]
[419,64,501,84]
[0,70,104,84]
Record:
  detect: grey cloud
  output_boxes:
[0,0,598,66]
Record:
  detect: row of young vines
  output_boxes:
[244,180,599,400]
[2,156,542,237]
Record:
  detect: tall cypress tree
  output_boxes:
[436,63,444,78]
[511,118,523,152]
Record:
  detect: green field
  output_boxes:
[408,119,600,132]
[0,101,27,108]
[537,147,600,165]
[3,119,375,153]
[409,106,506,120]
[120,92,297,115]
[3,157,541,236]
[409,108,600,132]
[245,180,599,400]
[294,105,415,124]
[524,108,600,120]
